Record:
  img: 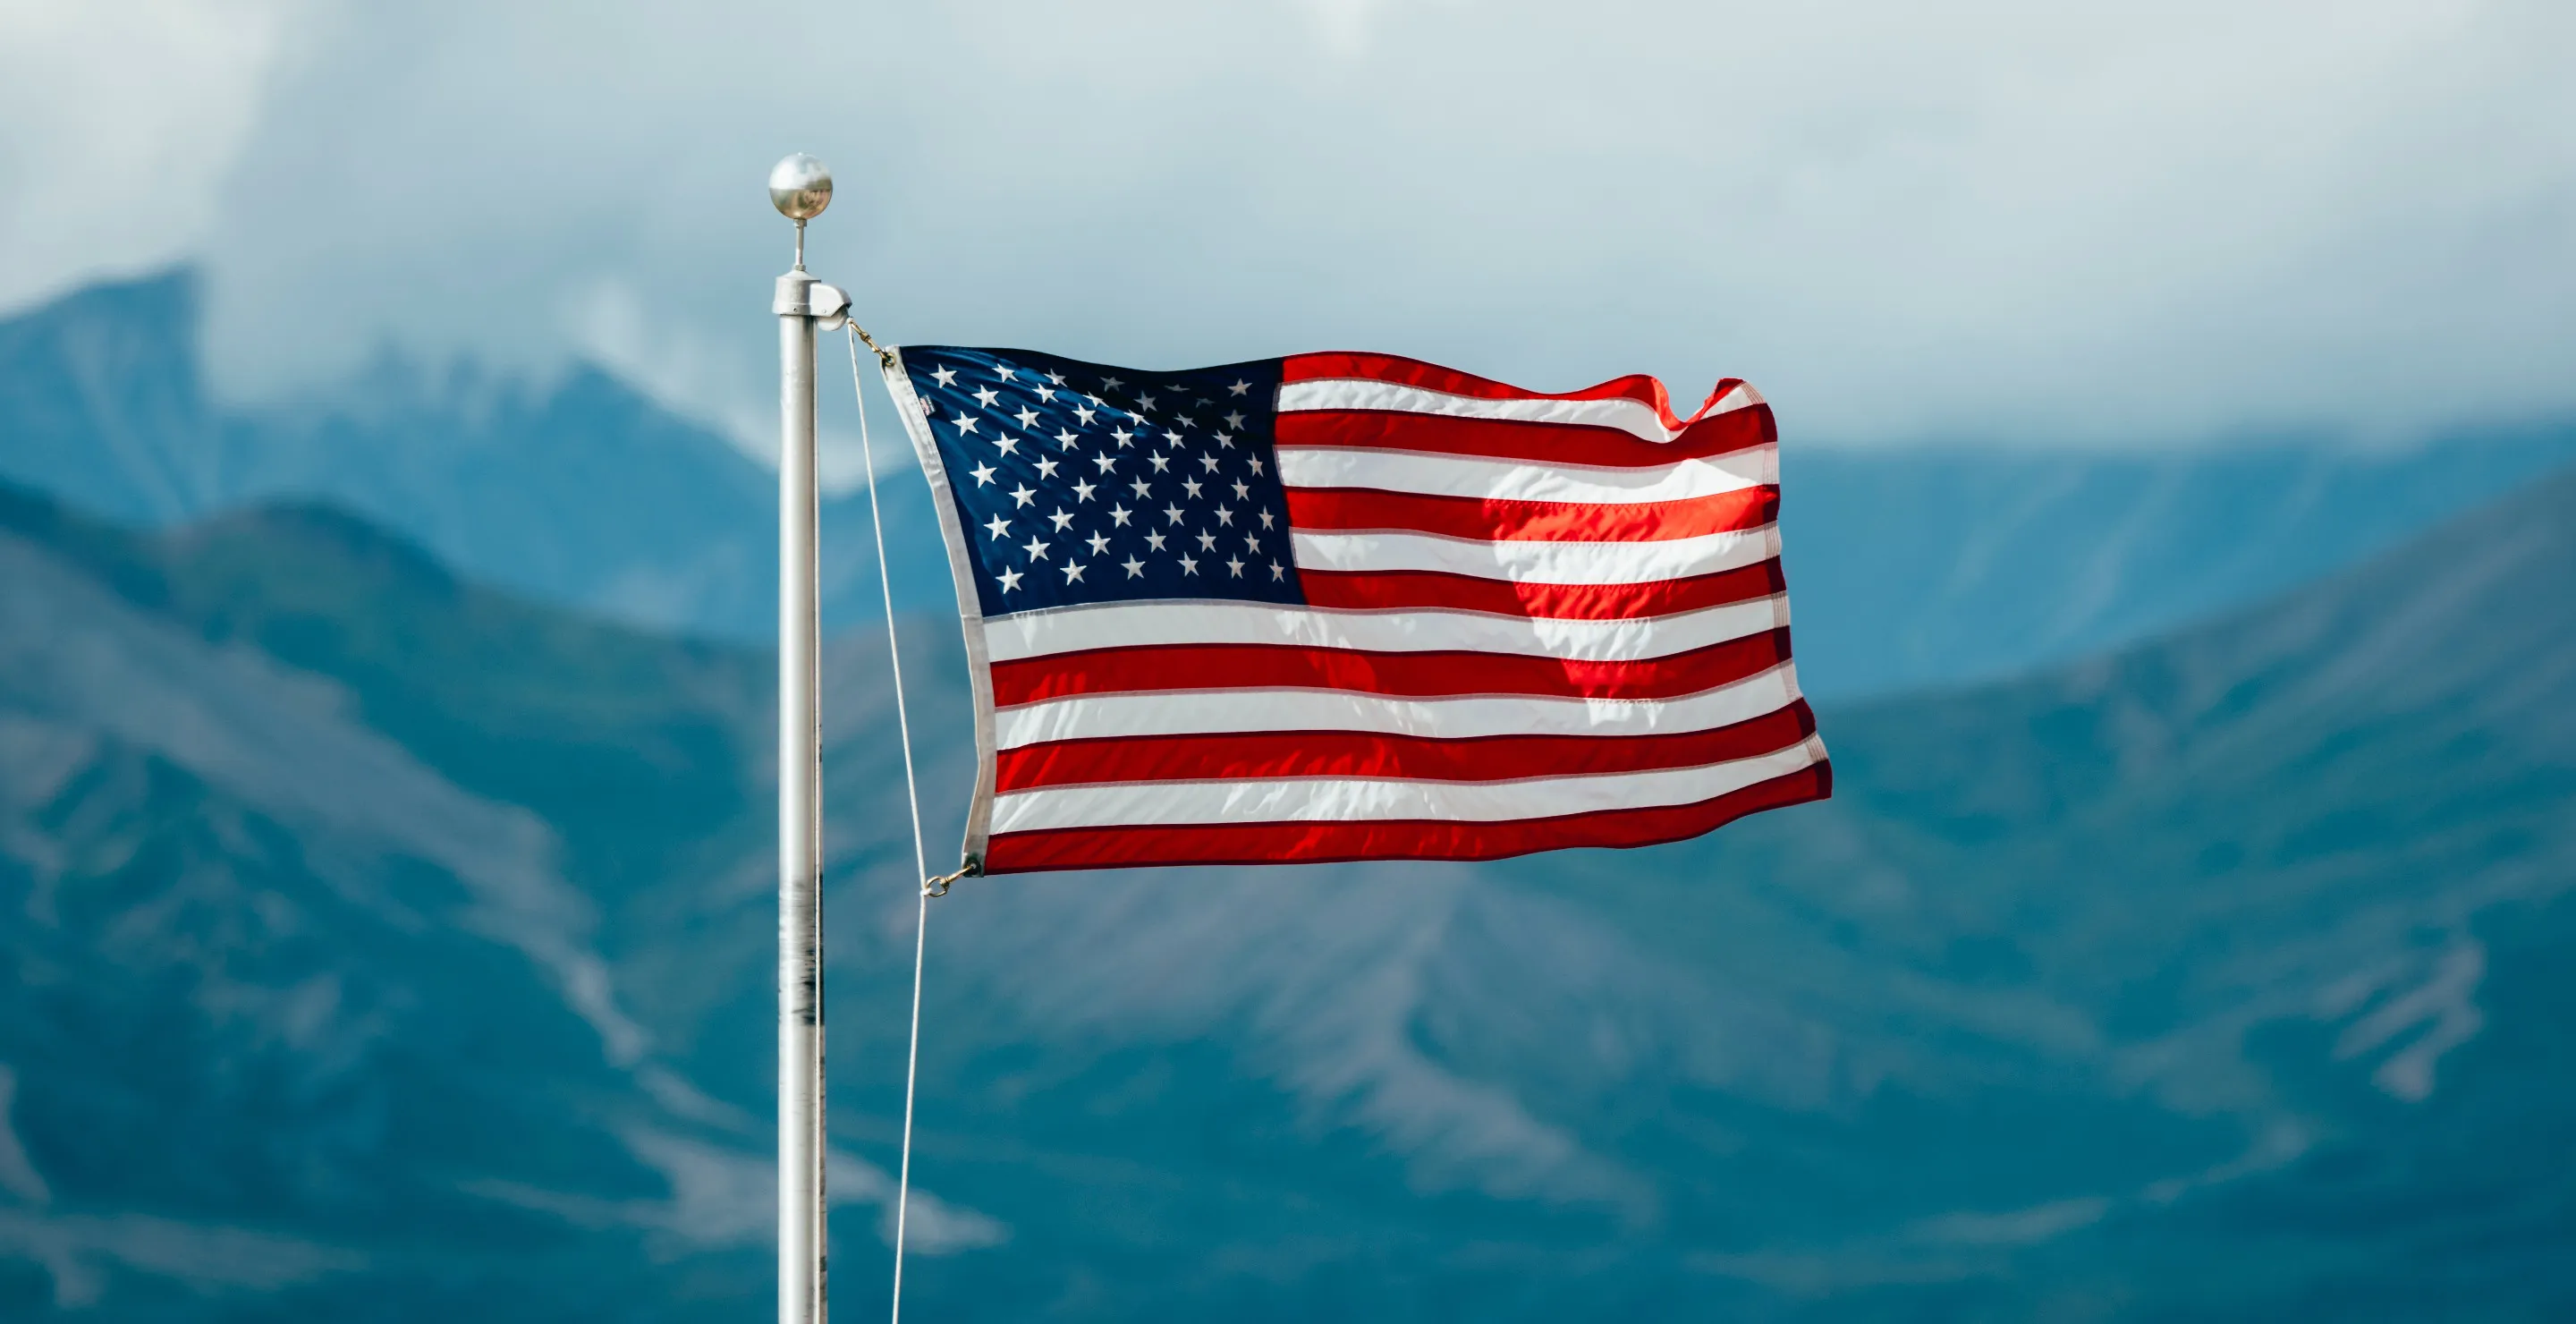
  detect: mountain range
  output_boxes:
[1,429,2569,1316]
[6,271,2573,697]
[0,271,942,649]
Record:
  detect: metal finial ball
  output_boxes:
[769,155,832,221]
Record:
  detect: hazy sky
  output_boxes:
[4,0,2572,471]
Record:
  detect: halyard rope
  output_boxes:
[845,323,936,1324]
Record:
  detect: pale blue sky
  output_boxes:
[4,0,2571,471]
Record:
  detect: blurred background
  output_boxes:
[2,1,2572,1318]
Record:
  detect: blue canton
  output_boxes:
[901,347,1303,619]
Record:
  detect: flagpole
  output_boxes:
[771,153,835,1324]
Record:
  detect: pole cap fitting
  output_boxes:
[774,274,850,327]
[769,154,833,221]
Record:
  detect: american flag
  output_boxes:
[884,347,1829,875]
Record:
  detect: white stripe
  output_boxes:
[1277,377,1762,446]
[1275,446,1775,505]
[1292,524,1779,585]
[990,734,1825,831]
[982,593,1787,665]
[995,661,1802,749]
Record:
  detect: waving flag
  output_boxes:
[884,349,1829,875]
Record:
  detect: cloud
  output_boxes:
[5,0,2573,459]
[0,0,310,306]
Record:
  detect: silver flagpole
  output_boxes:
[770,152,837,1324]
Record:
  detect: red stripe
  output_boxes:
[1275,406,1771,467]
[980,760,1833,872]
[1297,559,1785,619]
[995,700,1817,792]
[990,627,1794,707]
[1284,486,1775,543]
[1280,351,1755,435]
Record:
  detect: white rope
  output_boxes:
[845,325,936,1324]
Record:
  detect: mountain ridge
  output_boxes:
[0,270,949,644]
[8,270,2576,696]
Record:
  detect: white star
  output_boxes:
[996,566,1023,592]
[1034,456,1060,479]
[1163,504,1185,524]
[1073,404,1097,425]
[969,463,997,487]
[1269,560,1285,581]
[952,413,980,435]
[1130,478,1153,499]
[1022,536,1050,560]
[1196,530,1218,552]
[996,365,1018,382]
[1258,509,1275,529]
[1139,393,1159,411]
[1179,555,1199,575]
[1046,369,1065,386]
[1085,531,1110,556]
[1182,478,1204,498]
[1226,379,1250,396]
[1061,561,1087,583]
[1055,429,1080,449]
[1014,407,1039,429]
[1122,556,1146,579]
[1102,376,1124,391]
[931,366,958,387]
[973,386,1000,407]
[1248,455,1265,476]
[1148,454,1170,473]
[1009,485,1037,508]
[1215,432,1236,449]
[1035,386,1055,403]
[1199,454,1221,472]
[1226,556,1245,578]
[1244,532,1261,553]
[1112,427,1132,446]
[1164,429,1184,447]
[1231,480,1250,500]
[1072,479,1097,503]
[982,514,1011,539]
[1224,410,1247,428]
[1094,454,1118,473]
[1047,507,1075,532]
[1108,505,1133,527]
[995,436,1019,455]
[1145,530,1167,551]
[1215,505,1235,526]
